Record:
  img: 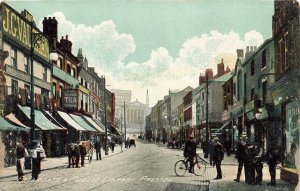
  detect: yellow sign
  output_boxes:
[78,85,90,95]
[2,4,49,61]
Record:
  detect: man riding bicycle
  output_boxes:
[184,135,197,173]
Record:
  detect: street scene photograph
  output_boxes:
[0,0,299,190]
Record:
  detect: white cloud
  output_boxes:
[39,13,264,107]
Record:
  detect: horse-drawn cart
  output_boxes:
[65,140,93,168]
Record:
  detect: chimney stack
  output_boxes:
[60,35,73,53]
[217,58,225,77]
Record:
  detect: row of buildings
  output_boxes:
[0,2,123,164]
[145,0,299,184]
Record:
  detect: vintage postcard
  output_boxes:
[0,0,299,190]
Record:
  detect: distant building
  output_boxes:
[110,89,150,135]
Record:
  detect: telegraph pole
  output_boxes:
[124,101,126,141]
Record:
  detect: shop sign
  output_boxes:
[2,3,49,61]
[285,100,300,171]
[78,85,89,95]
[231,106,243,118]
[5,65,51,90]
[63,89,78,109]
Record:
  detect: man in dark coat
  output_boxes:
[244,141,256,184]
[266,144,280,186]
[80,142,87,167]
[254,143,263,184]
[234,136,247,182]
[183,135,197,173]
[94,139,102,160]
[213,137,224,180]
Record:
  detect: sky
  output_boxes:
[4,0,274,107]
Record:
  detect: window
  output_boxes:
[233,82,236,97]
[201,105,205,118]
[81,78,84,86]
[41,88,49,97]
[58,58,63,68]
[251,60,255,75]
[52,82,57,99]
[202,92,205,101]
[11,49,17,68]
[43,66,47,81]
[24,84,30,98]
[85,81,88,88]
[250,88,255,101]
[66,64,71,74]
[24,57,30,74]
[262,50,266,68]
[262,81,267,104]
[71,68,76,77]
[11,79,18,95]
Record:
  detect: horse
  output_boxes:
[65,143,80,168]
[65,140,93,168]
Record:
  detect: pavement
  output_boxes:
[151,140,298,191]
[0,141,297,191]
[0,144,127,180]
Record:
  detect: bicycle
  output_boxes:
[174,154,207,176]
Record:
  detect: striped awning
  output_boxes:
[0,116,28,131]
[57,111,87,131]
[69,114,97,132]
[82,116,105,134]
[5,113,30,129]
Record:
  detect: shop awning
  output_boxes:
[69,114,97,132]
[57,111,87,131]
[93,118,111,134]
[82,116,105,134]
[43,110,66,130]
[110,124,122,136]
[5,113,30,129]
[18,105,64,131]
[216,122,231,133]
[0,116,28,131]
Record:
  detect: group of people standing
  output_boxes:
[234,135,280,186]
[184,134,282,185]
[16,141,45,181]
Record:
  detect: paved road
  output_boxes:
[0,141,210,191]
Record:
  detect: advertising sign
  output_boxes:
[1,3,49,61]
[63,89,78,110]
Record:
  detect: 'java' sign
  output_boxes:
[1,4,49,61]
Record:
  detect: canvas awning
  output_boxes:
[69,114,97,132]
[5,113,30,129]
[216,122,231,133]
[82,116,105,134]
[57,111,87,131]
[0,116,28,131]
[93,118,111,134]
[43,110,66,130]
[110,124,122,136]
[18,105,64,131]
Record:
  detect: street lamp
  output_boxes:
[29,22,58,148]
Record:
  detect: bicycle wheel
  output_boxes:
[193,158,206,176]
[174,160,187,176]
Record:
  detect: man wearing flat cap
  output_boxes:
[234,135,247,182]
[184,135,197,173]
[213,137,224,180]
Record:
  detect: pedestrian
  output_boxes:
[126,137,130,148]
[254,142,263,184]
[212,137,224,180]
[244,141,256,185]
[266,144,280,186]
[111,140,115,153]
[183,135,197,173]
[36,141,45,174]
[29,141,39,180]
[15,141,28,181]
[234,136,247,182]
[80,142,86,167]
[207,139,214,166]
[94,138,102,160]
